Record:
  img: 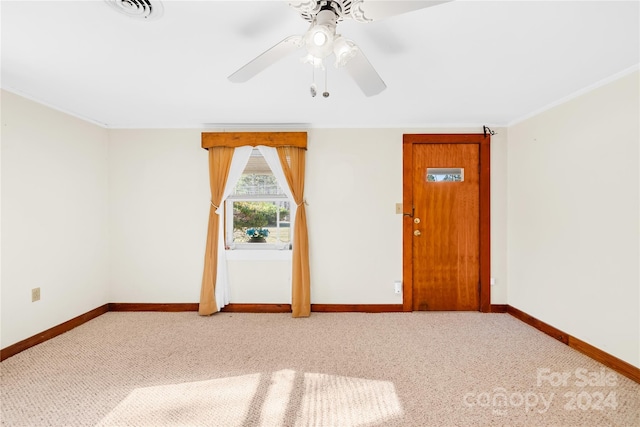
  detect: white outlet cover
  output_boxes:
[394,281,402,293]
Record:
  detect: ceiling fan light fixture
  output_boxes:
[304,9,338,59]
[301,53,326,69]
[313,31,327,46]
[305,24,335,58]
[333,36,358,67]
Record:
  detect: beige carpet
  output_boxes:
[1,312,638,426]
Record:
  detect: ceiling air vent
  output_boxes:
[104,0,164,20]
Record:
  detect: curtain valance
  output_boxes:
[201,132,307,149]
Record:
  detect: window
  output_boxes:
[225,149,292,250]
[426,168,464,182]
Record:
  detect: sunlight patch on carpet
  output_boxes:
[260,369,296,426]
[297,372,403,426]
[96,370,403,427]
[96,373,261,426]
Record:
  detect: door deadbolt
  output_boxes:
[414,218,421,224]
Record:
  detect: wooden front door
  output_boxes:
[403,134,491,312]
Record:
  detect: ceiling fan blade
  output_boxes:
[228,35,303,83]
[343,47,387,97]
[351,0,452,22]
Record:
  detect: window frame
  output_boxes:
[224,148,293,251]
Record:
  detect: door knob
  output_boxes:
[414,230,421,236]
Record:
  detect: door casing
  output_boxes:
[402,134,491,312]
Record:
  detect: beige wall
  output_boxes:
[107,129,208,303]
[306,128,405,304]
[1,90,110,348]
[507,71,640,367]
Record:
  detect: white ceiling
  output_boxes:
[1,0,638,129]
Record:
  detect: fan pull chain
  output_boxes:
[310,65,317,97]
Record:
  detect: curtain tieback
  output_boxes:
[211,201,219,209]
[297,200,307,207]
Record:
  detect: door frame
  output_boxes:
[402,134,491,313]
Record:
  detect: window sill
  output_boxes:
[225,248,292,261]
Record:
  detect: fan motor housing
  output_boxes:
[293,0,353,22]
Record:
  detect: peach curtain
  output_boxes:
[199,146,234,316]
[277,146,310,317]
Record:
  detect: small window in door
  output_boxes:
[426,168,464,182]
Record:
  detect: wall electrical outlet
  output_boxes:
[394,280,402,294]
[32,287,41,302]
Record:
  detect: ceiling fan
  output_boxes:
[228,0,451,97]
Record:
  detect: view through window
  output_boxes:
[225,149,291,249]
